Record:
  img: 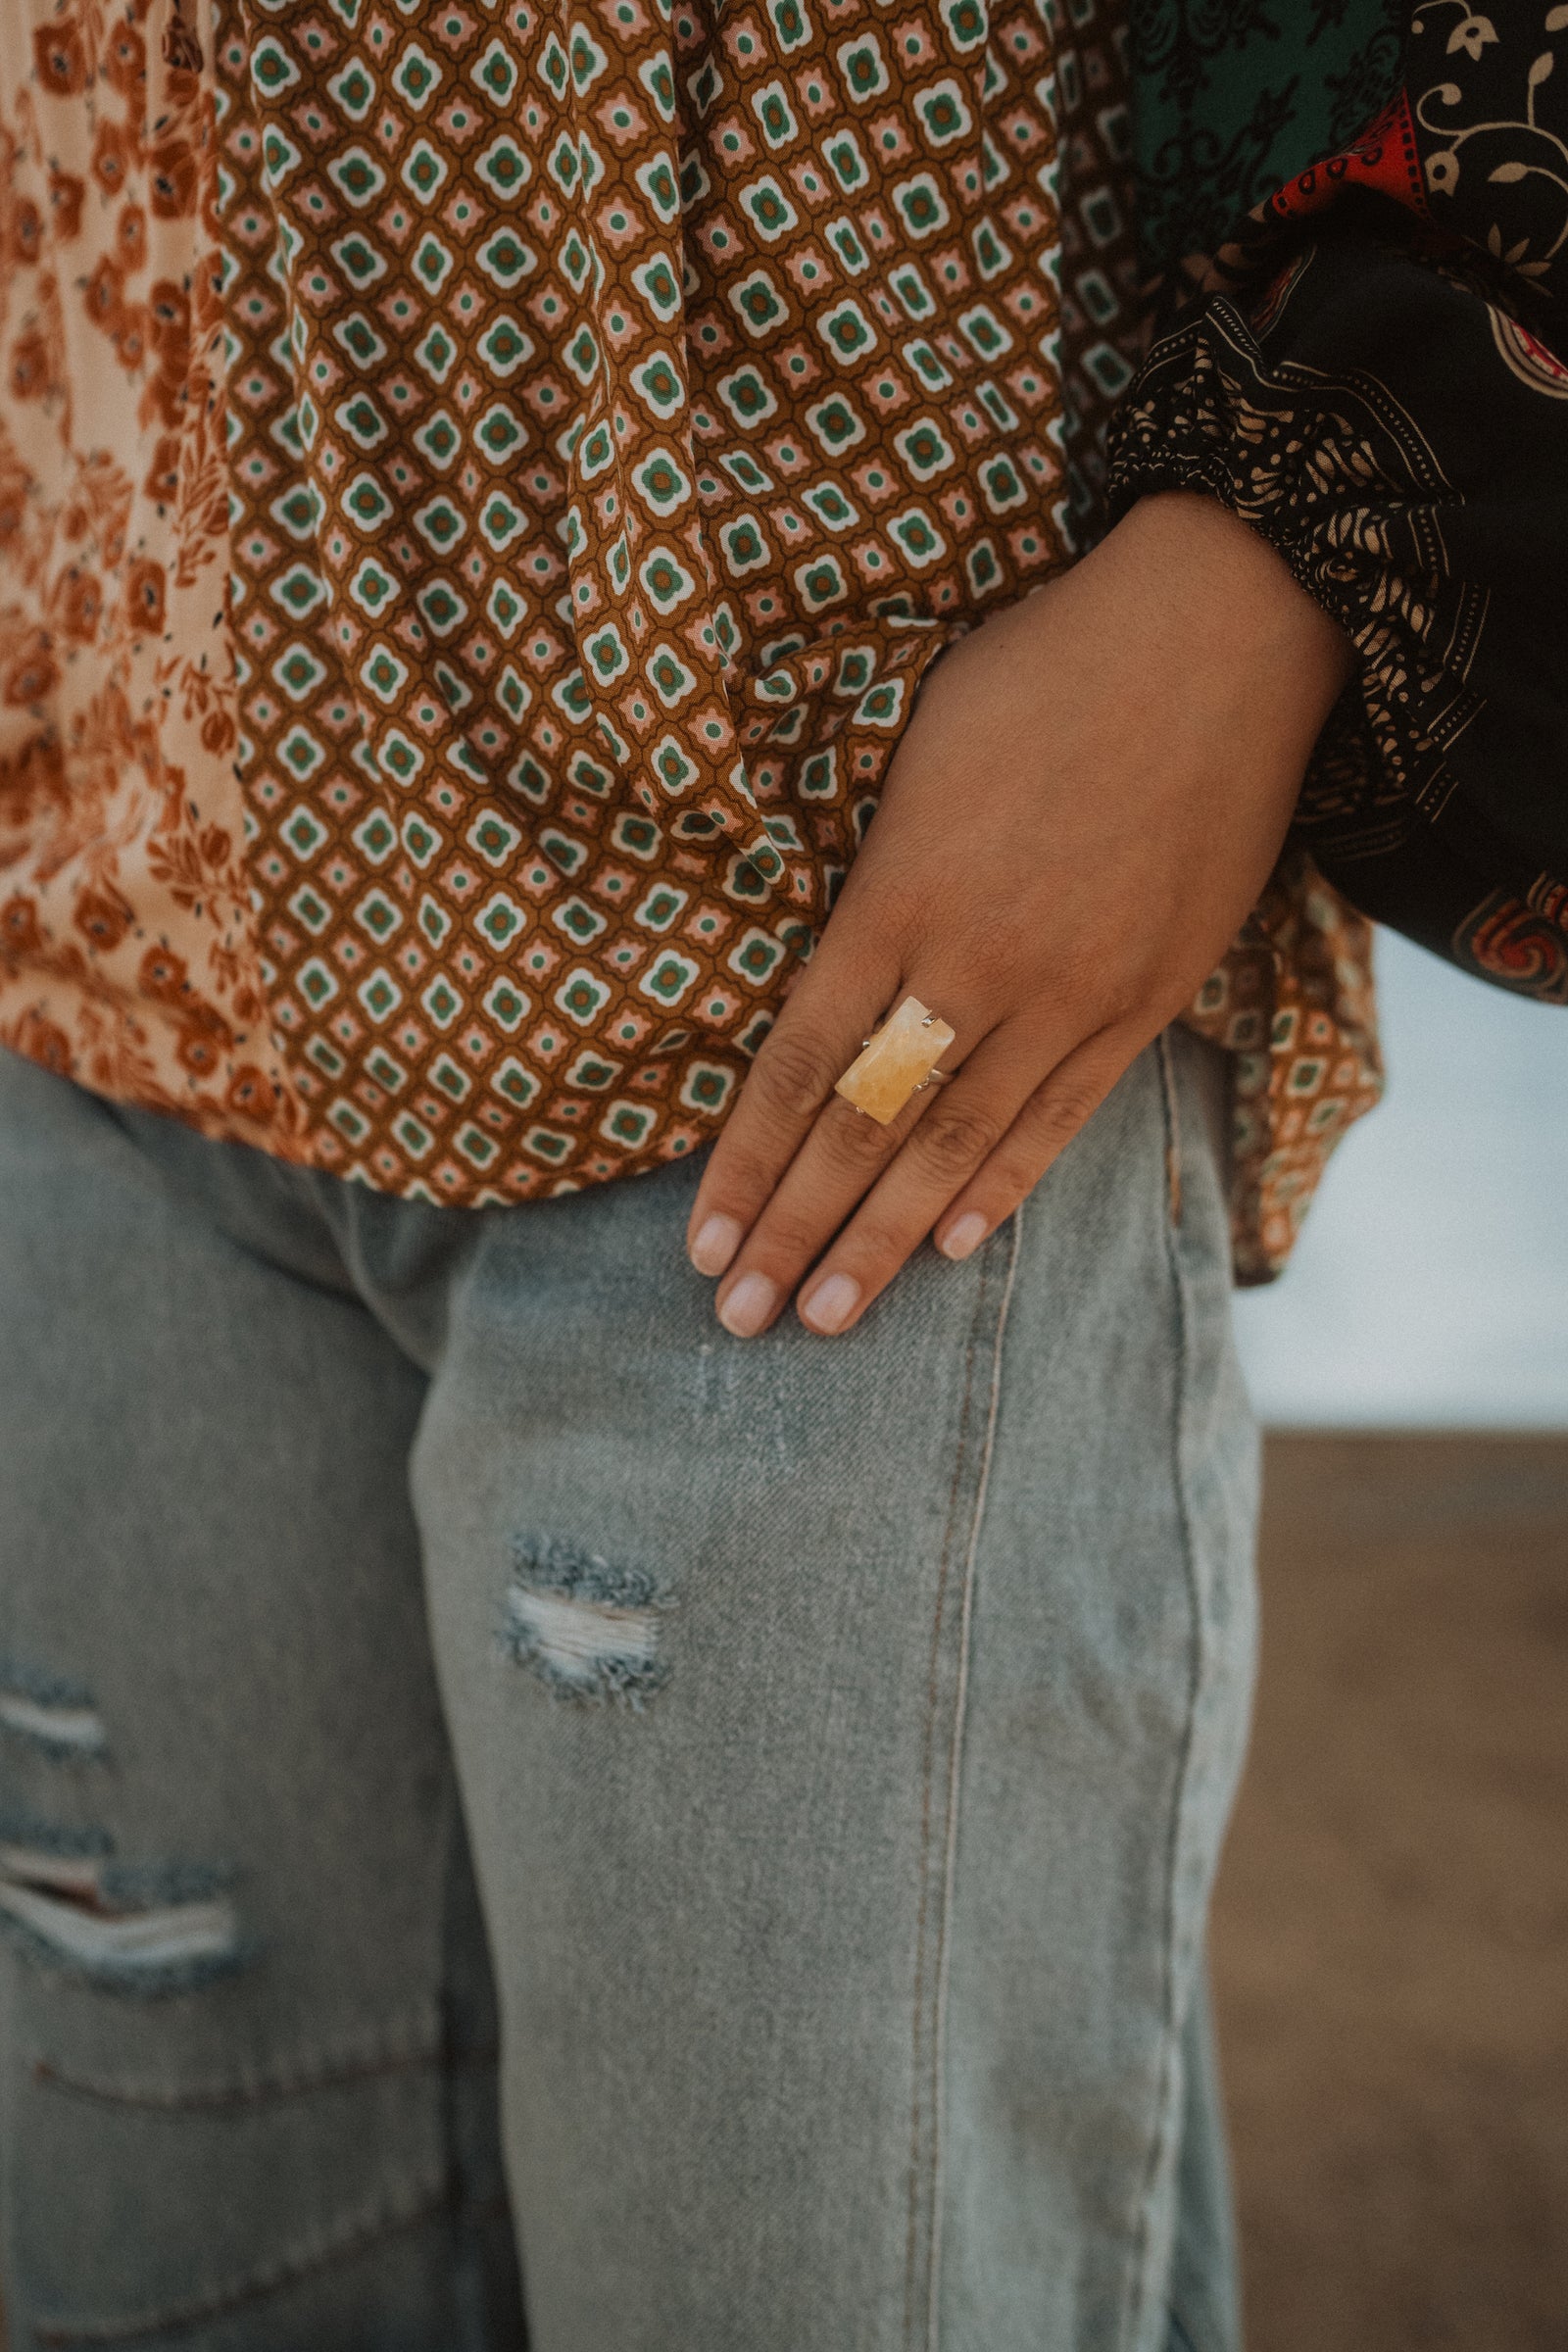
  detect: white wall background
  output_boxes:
[1232,928,1568,1429]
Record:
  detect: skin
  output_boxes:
[684,490,1354,1338]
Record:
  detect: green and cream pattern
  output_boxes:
[217,0,1073,1197]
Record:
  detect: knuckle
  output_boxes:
[697,1134,777,1211]
[748,1206,825,1265]
[1031,1079,1102,1147]
[820,1102,897,1170]
[912,1102,1003,1176]
[753,1031,838,1124]
[1032,948,1126,1033]
[965,930,1024,999]
[837,1221,910,1281]
[862,874,926,946]
[976,1152,1035,1209]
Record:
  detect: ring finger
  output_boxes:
[711,1004,1040,1337]
[793,1021,1131,1334]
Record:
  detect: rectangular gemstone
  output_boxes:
[834,995,956,1124]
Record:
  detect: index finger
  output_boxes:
[684,938,903,1277]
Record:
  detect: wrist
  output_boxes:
[1103,490,1354,729]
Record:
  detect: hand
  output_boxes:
[684,492,1353,1337]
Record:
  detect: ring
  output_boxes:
[834,995,957,1125]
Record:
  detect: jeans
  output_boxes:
[0,1033,1257,2352]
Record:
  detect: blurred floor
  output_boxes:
[1216,1433,1568,2351]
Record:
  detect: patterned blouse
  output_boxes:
[0,0,1562,1279]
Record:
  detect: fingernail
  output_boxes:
[800,1271,860,1334]
[717,1271,777,1338]
[690,1212,742,1277]
[939,1212,988,1262]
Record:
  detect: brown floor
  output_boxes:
[1217,1434,1568,2352]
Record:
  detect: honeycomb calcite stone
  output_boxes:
[834,996,956,1125]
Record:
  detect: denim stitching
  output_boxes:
[1157,1025,1184,1228]
[901,1253,991,2349]
[902,1222,1018,2352]
[32,2004,451,2111]
[1115,1033,1210,2351]
[923,1204,1024,2352]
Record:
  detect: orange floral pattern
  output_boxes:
[0,0,298,1145]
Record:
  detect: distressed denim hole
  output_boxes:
[0,1826,243,1995]
[503,1538,668,1706]
[0,1662,107,1762]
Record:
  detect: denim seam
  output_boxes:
[901,1218,1020,2352]
[436,1779,505,2352]
[31,2003,452,2111]
[1115,1033,1211,2352]
[901,1252,990,2348]
[923,1203,1024,2352]
[107,1105,360,1309]
[1157,1021,1184,1229]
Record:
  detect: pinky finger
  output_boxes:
[931,1024,1141,1261]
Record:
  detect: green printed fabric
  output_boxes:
[1129,0,1405,270]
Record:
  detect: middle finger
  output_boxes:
[711,997,1028,1336]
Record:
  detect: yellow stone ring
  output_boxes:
[833,995,958,1125]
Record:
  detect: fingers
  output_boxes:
[923,1024,1136,1261]
[684,868,1151,1340]
[772,1024,1139,1339]
[684,935,906,1282]
[709,1006,1072,1336]
[710,1034,1010,1337]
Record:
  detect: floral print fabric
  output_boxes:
[1129,0,1403,273]
[1111,0,1568,1282]
[0,0,297,1139]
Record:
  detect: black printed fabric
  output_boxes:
[1112,1,1568,1005]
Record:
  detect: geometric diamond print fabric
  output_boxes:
[1,0,1383,1277]
[218,0,1073,1200]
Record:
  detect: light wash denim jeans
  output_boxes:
[0,1032,1257,2352]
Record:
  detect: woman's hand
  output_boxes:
[684,491,1352,1336]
